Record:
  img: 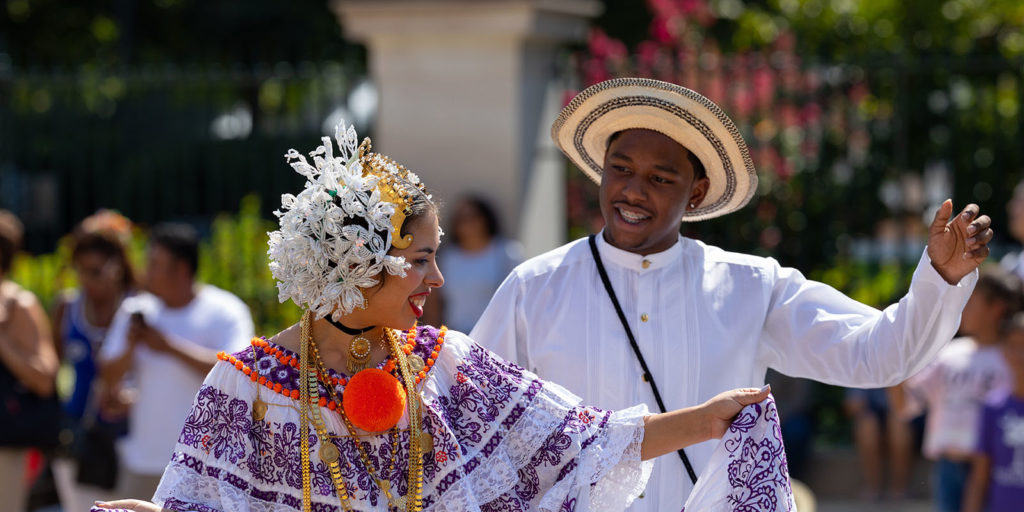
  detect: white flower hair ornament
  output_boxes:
[268,122,431,320]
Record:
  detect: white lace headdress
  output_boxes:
[268,121,429,319]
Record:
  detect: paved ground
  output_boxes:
[816,499,931,512]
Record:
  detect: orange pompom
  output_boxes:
[343,368,407,433]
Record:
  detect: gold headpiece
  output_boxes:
[356,138,425,249]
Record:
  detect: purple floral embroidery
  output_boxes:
[559,496,577,512]
[161,331,641,511]
[682,396,793,512]
[177,386,250,464]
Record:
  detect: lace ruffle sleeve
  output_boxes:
[152,343,326,512]
[420,329,652,511]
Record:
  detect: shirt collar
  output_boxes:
[594,229,682,272]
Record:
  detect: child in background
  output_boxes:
[900,268,1022,512]
[963,312,1024,511]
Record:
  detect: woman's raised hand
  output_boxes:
[701,385,771,439]
[92,499,167,512]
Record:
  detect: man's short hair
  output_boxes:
[607,130,708,180]
[0,210,23,275]
[151,223,199,275]
[975,267,1024,322]
[1004,311,1024,335]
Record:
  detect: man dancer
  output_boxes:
[472,78,992,509]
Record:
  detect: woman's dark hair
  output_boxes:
[0,210,23,275]
[606,130,708,180]
[150,223,200,275]
[72,230,137,291]
[450,196,499,247]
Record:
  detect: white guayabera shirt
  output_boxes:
[471,231,977,511]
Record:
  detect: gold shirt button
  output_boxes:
[641,259,651,269]
[641,313,649,322]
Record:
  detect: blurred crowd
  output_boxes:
[2,184,1024,512]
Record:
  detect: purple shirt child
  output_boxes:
[977,393,1024,510]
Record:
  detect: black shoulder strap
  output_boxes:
[588,235,699,484]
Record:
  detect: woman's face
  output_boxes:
[349,213,445,330]
[73,251,125,300]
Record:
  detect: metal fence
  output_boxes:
[0,61,364,253]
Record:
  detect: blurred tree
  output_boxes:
[0,0,360,68]
[0,1,368,254]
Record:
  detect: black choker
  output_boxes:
[326,317,375,335]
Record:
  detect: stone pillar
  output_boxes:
[333,0,600,254]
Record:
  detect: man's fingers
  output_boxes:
[967,245,991,261]
[969,214,992,232]
[967,227,994,248]
[929,199,954,235]
[954,204,980,229]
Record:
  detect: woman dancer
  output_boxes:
[95,124,768,511]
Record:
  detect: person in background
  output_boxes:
[963,311,1024,512]
[433,196,521,333]
[51,210,137,511]
[900,268,1022,512]
[843,386,914,501]
[0,209,59,511]
[98,223,254,501]
[1001,179,1024,281]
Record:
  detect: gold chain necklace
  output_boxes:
[298,311,424,511]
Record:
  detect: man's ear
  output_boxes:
[688,176,710,210]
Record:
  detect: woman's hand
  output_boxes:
[701,385,771,439]
[641,384,770,460]
[92,499,167,512]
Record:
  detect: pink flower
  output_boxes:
[650,16,675,45]
[588,28,614,58]
[752,67,775,108]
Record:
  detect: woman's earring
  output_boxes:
[689,203,696,209]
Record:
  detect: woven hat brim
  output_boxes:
[552,78,758,222]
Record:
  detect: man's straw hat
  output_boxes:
[552,77,758,221]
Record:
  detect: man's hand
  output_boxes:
[128,321,171,353]
[702,385,771,439]
[927,199,992,284]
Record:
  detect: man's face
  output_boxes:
[1008,182,1024,243]
[144,245,183,300]
[598,129,709,255]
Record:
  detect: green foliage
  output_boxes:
[197,195,301,336]
[812,260,913,308]
[10,194,300,336]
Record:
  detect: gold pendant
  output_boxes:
[319,442,340,464]
[407,354,425,373]
[420,432,434,454]
[347,335,372,374]
[252,399,268,421]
